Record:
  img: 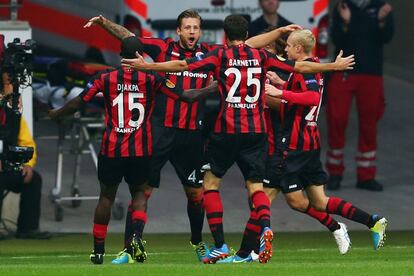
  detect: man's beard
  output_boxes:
[347,0,371,9]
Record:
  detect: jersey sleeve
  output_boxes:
[152,72,180,100]
[282,74,321,106]
[266,52,296,73]
[186,48,221,73]
[300,73,320,93]
[138,37,169,61]
[79,72,104,103]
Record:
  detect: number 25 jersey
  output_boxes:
[186,44,295,134]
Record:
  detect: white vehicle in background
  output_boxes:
[0,0,330,65]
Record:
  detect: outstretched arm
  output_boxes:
[265,84,320,106]
[294,50,355,73]
[246,24,302,49]
[122,52,189,72]
[181,81,218,103]
[49,96,84,120]
[84,15,133,40]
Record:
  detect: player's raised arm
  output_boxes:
[245,24,302,49]
[294,50,355,73]
[84,14,134,40]
[122,52,189,72]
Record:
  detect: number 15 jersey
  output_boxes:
[186,43,295,134]
[80,67,179,158]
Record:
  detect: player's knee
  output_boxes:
[203,173,220,190]
[264,188,278,202]
[99,187,117,204]
[185,187,203,203]
[286,198,308,212]
[98,195,114,208]
[309,198,328,211]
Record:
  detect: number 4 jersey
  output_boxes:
[186,43,295,134]
[80,67,180,158]
[280,57,324,151]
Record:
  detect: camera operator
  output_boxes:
[0,34,49,239]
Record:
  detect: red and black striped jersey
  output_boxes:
[265,108,283,155]
[265,61,292,156]
[280,57,324,151]
[186,44,295,134]
[138,37,220,130]
[80,67,180,158]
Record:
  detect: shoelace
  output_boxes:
[116,249,127,258]
[196,243,207,256]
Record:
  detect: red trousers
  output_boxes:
[325,73,385,182]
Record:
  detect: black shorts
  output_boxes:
[148,125,204,188]
[97,156,151,186]
[280,149,328,193]
[263,152,285,189]
[204,133,267,182]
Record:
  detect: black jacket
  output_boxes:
[331,0,394,75]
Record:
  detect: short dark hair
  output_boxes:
[176,9,202,28]
[223,15,248,41]
[120,36,143,58]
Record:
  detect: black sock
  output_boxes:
[237,209,260,258]
[124,202,133,253]
[187,199,204,245]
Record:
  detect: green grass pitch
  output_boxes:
[0,231,413,275]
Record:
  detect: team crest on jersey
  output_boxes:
[195,52,204,61]
[165,79,176,89]
[305,79,317,84]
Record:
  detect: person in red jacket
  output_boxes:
[326,0,394,191]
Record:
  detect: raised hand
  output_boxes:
[121,52,147,70]
[280,24,302,33]
[334,50,355,71]
[84,14,106,28]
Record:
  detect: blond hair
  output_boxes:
[290,29,315,54]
